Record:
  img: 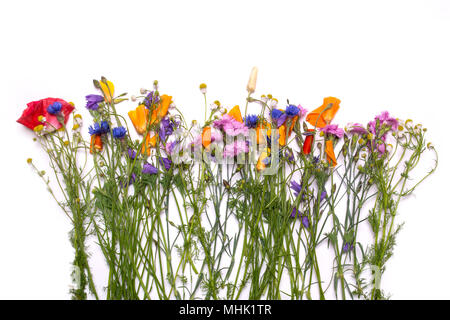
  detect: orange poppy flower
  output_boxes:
[90,135,103,154]
[325,139,337,167]
[278,115,298,146]
[128,104,149,135]
[228,105,243,123]
[150,94,172,124]
[306,97,340,128]
[256,121,271,145]
[141,133,158,156]
[256,148,270,171]
[202,126,211,149]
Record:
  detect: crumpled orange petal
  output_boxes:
[228,105,243,123]
[90,135,103,154]
[141,133,158,156]
[325,139,337,167]
[202,126,211,149]
[306,97,340,128]
[100,80,115,103]
[128,104,149,135]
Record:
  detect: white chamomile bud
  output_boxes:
[270,98,278,108]
[140,88,147,95]
[261,95,268,103]
[199,83,207,94]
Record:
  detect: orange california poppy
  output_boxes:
[256,148,270,171]
[128,104,149,135]
[99,80,115,103]
[202,126,211,149]
[278,115,298,146]
[150,94,172,124]
[228,105,243,123]
[141,133,158,156]
[325,139,337,167]
[256,122,271,145]
[306,97,340,128]
[90,135,103,154]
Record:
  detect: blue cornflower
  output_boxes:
[88,121,110,135]
[286,104,300,117]
[244,115,259,128]
[112,127,127,139]
[271,109,283,119]
[100,121,110,134]
[88,123,102,135]
[47,102,62,115]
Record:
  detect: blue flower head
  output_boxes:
[244,114,259,128]
[100,121,110,134]
[112,126,127,139]
[286,104,300,117]
[271,109,284,119]
[88,123,101,135]
[47,102,62,115]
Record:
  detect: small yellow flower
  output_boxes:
[367,133,373,140]
[319,131,325,137]
[64,141,70,146]
[358,138,365,145]
[74,114,82,120]
[27,158,32,164]
[214,100,221,107]
[38,115,45,122]
[72,124,80,130]
[33,125,44,132]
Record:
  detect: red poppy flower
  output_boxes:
[302,129,315,154]
[17,98,75,132]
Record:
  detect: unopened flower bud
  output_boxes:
[153,80,159,90]
[131,95,137,102]
[199,83,207,94]
[140,88,147,95]
[246,66,258,94]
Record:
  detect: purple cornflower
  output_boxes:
[85,94,104,111]
[142,163,158,175]
[47,102,62,115]
[290,180,303,197]
[112,127,127,139]
[320,124,345,138]
[159,157,172,171]
[244,115,259,128]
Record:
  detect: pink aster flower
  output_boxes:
[223,140,249,157]
[298,105,308,120]
[320,124,345,138]
[213,114,248,136]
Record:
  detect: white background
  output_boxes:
[1,0,450,299]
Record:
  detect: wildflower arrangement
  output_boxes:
[18,69,437,300]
